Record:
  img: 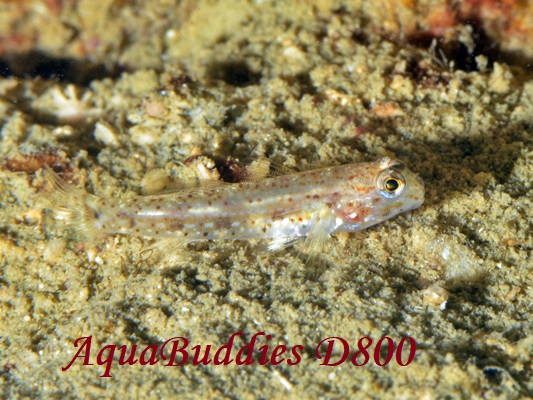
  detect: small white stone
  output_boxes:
[141,169,169,194]
[94,121,120,147]
[422,285,449,309]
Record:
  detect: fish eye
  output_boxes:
[378,170,405,198]
[385,178,400,192]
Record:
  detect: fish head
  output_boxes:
[335,157,425,232]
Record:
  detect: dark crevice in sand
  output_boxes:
[0,50,124,86]
[207,60,262,87]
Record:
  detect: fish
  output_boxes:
[43,157,424,254]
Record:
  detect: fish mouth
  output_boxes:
[407,173,425,208]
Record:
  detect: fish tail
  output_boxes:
[43,166,103,243]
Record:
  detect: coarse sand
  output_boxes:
[0,1,531,398]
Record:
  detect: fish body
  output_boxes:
[46,157,424,252]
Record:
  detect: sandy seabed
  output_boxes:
[0,0,531,398]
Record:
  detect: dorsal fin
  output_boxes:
[242,157,297,180]
[154,178,228,193]
[142,157,297,196]
[142,178,230,196]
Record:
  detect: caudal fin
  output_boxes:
[43,166,103,244]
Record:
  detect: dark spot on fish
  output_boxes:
[170,221,184,230]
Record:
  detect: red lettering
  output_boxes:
[160,337,189,366]
[288,345,303,366]
[257,334,272,365]
[118,344,138,366]
[270,345,287,365]
[315,337,349,366]
[351,336,372,366]
[374,337,394,366]
[97,344,117,378]
[214,332,242,365]
[235,332,265,366]
[62,336,94,372]
[140,344,160,366]
[396,337,416,366]
[257,343,270,365]
[192,344,212,365]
